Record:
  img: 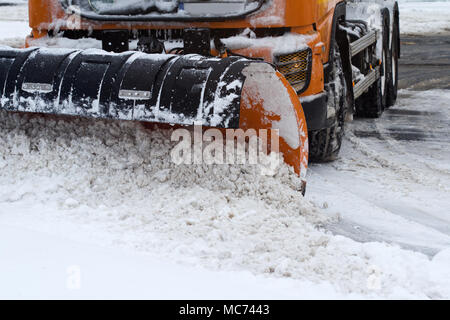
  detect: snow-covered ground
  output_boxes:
[309,90,450,255]
[0,19,29,47]
[1,226,353,299]
[0,1,449,300]
[0,1,29,47]
[399,1,450,35]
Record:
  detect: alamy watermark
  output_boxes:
[170,123,282,176]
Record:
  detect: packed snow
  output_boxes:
[0,3,28,21]
[0,1,449,299]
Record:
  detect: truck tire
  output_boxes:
[355,10,390,118]
[309,44,348,162]
[386,18,399,107]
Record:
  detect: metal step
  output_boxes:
[350,30,378,57]
[353,66,380,99]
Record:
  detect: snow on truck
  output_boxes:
[0,0,400,193]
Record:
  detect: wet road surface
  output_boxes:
[308,35,450,256]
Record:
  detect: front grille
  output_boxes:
[275,48,312,94]
[277,50,310,64]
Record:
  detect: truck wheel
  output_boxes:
[309,44,348,162]
[386,19,399,107]
[355,11,390,118]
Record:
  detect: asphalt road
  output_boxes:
[399,35,450,90]
[380,34,450,144]
[309,34,450,256]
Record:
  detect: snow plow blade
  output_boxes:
[0,46,308,180]
[0,47,251,127]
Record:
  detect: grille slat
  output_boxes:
[275,49,311,94]
[278,61,308,75]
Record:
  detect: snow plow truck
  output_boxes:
[0,0,399,193]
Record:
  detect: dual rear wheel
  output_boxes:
[309,9,399,162]
[356,9,399,118]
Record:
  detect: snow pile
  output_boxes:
[0,108,449,298]
[399,1,450,34]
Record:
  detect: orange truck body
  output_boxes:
[27,0,343,100]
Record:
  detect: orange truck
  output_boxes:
[0,0,400,193]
